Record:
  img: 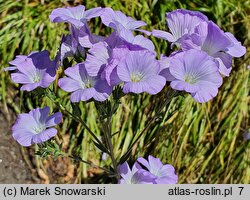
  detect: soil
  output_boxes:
[0,105,34,183]
[0,103,79,184]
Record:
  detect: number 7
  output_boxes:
[238,187,244,195]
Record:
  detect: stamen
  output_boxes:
[184,74,198,84]
[131,72,143,82]
[33,124,45,134]
[33,74,41,82]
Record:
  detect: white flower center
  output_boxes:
[80,79,94,89]
[184,74,198,84]
[131,72,143,82]
[33,124,45,134]
[33,74,41,83]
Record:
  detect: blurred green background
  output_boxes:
[0,0,249,183]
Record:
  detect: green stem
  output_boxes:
[106,122,119,179]
[101,99,120,181]
[119,89,179,164]
[66,154,115,175]
[45,89,107,152]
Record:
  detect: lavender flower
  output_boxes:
[243,131,250,141]
[84,40,123,86]
[6,51,48,70]
[137,155,178,184]
[84,41,125,87]
[78,25,105,48]
[85,42,110,77]
[12,107,62,147]
[117,29,155,52]
[164,49,223,103]
[181,21,246,76]
[100,7,149,34]
[151,9,246,76]
[4,55,29,71]
[8,51,57,91]
[83,27,156,86]
[58,63,112,102]
[118,162,155,184]
[119,156,178,184]
[101,47,129,86]
[60,33,85,61]
[224,32,246,58]
[49,5,103,28]
[152,9,208,43]
[60,23,106,61]
[117,50,166,94]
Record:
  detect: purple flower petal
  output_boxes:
[85,42,110,76]
[201,22,231,56]
[130,170,155,184]
[50,5,86,27]
[78,25,105,48]
[101,47,129,86]
[213,53,232,76]
[8,51,57,91]
[58,77,82,92]
[117,50,165,94]
[225,32,246,57]
[101,8,146,32]
[32,128,57,144]
[122,82,147,94]
[151,30,175,42]
[9,55,27,66]
[45,112,63,127]
[155,175,178,184]
[84,7,103,19]
[165,9,208,43]
[11,73,32,84]
[4,66,18,71]
[94,79,113,94]
[119,29,155,52]
[20,82,41,92]
[50,6,103,28]
[30,107,50,125]
[59,63,112,102]
[173,9,208,21]
[160,68,176,82]
[168,49,222,103]
[60,35,77,60]
[79,88,96,101]
[13,131,34,147]
[63,64,83,82]
[137,155,178,184]
[118,162,155,184]
[243,132,250,141]
[70,90,86,102]
[119,162,131,178]
[12,114,36,133]
[12,107,62,146]
[191,81,219,103]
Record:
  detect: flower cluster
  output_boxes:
[119,155,178,184]
[7,6,246,104]
[152,9,246,102]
